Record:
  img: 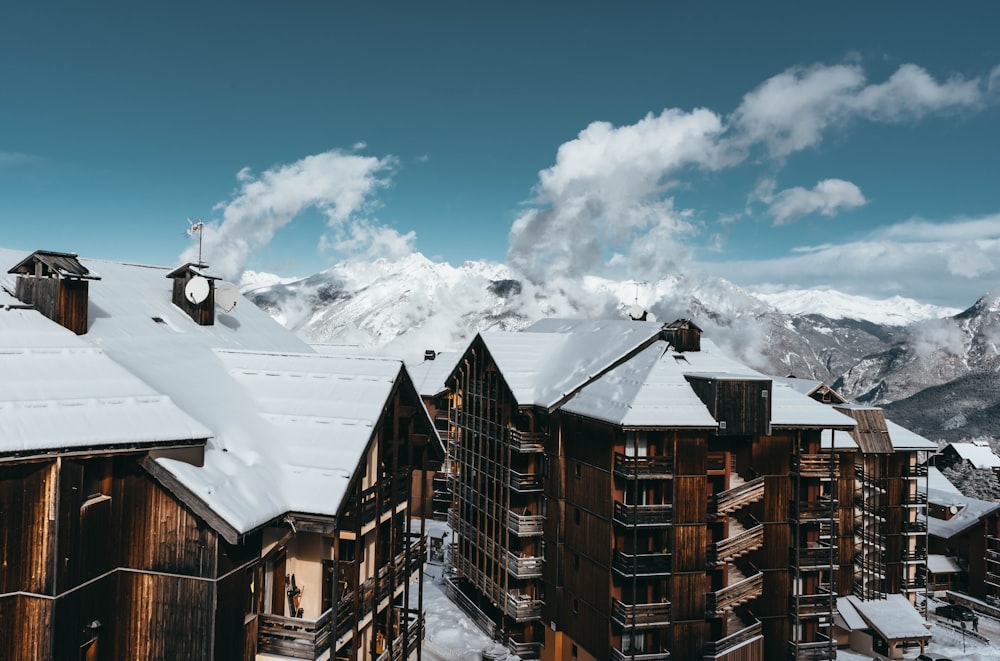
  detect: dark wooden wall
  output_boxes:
[14,276,90,334]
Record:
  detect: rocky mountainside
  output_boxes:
[242,253,997,442]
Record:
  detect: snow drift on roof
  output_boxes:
[843,594,930,641]
[406,350,461,397]
[946,441,1000,469]
[927,487,1000,539]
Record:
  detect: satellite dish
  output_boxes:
[215,282,240,312]
[185,275,211,305]
[627,304,644,319]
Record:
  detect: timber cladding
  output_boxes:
[0,595,53,661]
[14,276,90,334]
[0,461,57,595]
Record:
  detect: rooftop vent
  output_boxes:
[166,263,220,326]
[7,250,100,334]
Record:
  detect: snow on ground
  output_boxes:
[416,519,497,661]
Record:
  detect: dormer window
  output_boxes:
[7,250,101,334]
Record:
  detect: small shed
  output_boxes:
[166,263,220,326]
[663,318,702,352]
[7,250,101,334]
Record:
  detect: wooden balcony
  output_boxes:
[787,635,836,661]
[791,545,837,570]
[790,498,838,523]
[508,469,543,493]
[710,476,764,515]
[708,523,763,564]
[901,548,927,563]
[902,520,927,535]
[375,610,423,661]
[258,609,332,660]
[793,453,838,477]
[610,647,671,661]
[505,549,544,579]
[505,591,544,622]
[612,550,672,578]
[902,463,929,478]
[706,571,762,615]
[507,510,545,537]
[507,429,546,453]
[613,501,673,528]
[790,591,835,621]
[611,599,671,630]
[902,491,928,506]
[702,620,762,658]
[614,452,673,479]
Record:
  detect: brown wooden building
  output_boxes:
[0,248,441,660]
[443,319,861,661]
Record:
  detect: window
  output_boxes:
[575,462,582,478]
[80,458,111,506]
[574,553,580,570]
[339,538,356,563]
[574,508,581,525]
[572,598,579,614]
[571,644,578,659]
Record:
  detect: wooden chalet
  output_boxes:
[442,319,861,661]
[0,248,441,661]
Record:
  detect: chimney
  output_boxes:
[166,263,219,326]
[662,318,702,352]
[424,350,437,361]
[7,250,100,334]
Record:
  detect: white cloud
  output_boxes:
[180,149,397,281]
[700,215,1000,306]
[730,63,985,158]
[764,178,867,225]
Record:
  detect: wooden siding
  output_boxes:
[14,276,90,334]
[717,636,764,661]
[0,595,53,661]
[685,377,771,436]
[672,476,707,524]
[0,461,56,594]
[565,506,612,567]
[671,619,705,660]
[51,574,115,661]
[171,275,215,326]
[672,525,706,572]
[114,571,214,660]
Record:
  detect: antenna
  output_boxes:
[184,219,206,267]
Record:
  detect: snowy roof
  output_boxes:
[479,319,665,409]
[885,419,938,451]
[561,338,857,430]
[0,304,211,457]
[0,247,427,543]
[927,554,963,575]
[835,597,868,632]
[842,594,930,641]
[945,441,1000,469]
[927,487,1000,539]
[821,429,859,450]
[928,466,962,495]
[406,351,461,397]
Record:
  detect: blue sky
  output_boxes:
[2,2,999,306]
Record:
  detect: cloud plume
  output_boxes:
[762,178,868,225]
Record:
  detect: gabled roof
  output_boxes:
[7,250,101,280]
[943,441,1000,469]
[838,595,930,641]
[478,318,665,409]
[927,487,1000,539]
[774,376,847,404]
[165,263,220,280]
[406,350,462,398]
[834,405,894,453]
[0,247,437,544]
[562,338,857,430]
[928,466,962,495]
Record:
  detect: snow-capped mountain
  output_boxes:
[756,289,960,326]
[243,253,998,442]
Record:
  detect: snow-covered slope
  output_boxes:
[756,289,959,325]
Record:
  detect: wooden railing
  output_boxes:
[706,572,762,615]
[508,429,545,453]
[790,591,834,619]
[710,476,764,515]
[508,469,543,493]
[505,549,544,579]
[505,591,544,621]
[610,647,671,661]
[612,550,672,577]
[443,577,496,638]
[507,510,545,537]
[708,523,763,563]
[614,453,673,479]
[787,635,836,661]
[793,454,838,477]
[902,463,929,478]
[791,545,837,569]
[611,599,671,630]
[613,501,673,528]
[790,498,838,522]
[258,609,333,660]
[702,619,762,657]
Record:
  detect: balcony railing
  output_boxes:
[506,591,544,621]
[611,599,671,630]
[901,576,927,590]
[902,464,929,478]
[258,609,333,660]
[507,510,545,537]
[901,548,927,563]
[791,545,837,569]
[790,591,835,620]
[902,520,928,535]
[508,469,543,493]
[903,491,928,506]
[710,476,764,515]
[505,549,544,579]
[706,572,763,615]
[610,648,671,661]
[508,429,545,453]
[790,498,838,523]
[702,620,762,657]
[614,452,673,479]
[708,524,764,564]
[787,635,836,661]
[612,550,672,578]
[793,454,838,477]
[613,501,673,528]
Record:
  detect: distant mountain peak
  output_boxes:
[755,288,959,326]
